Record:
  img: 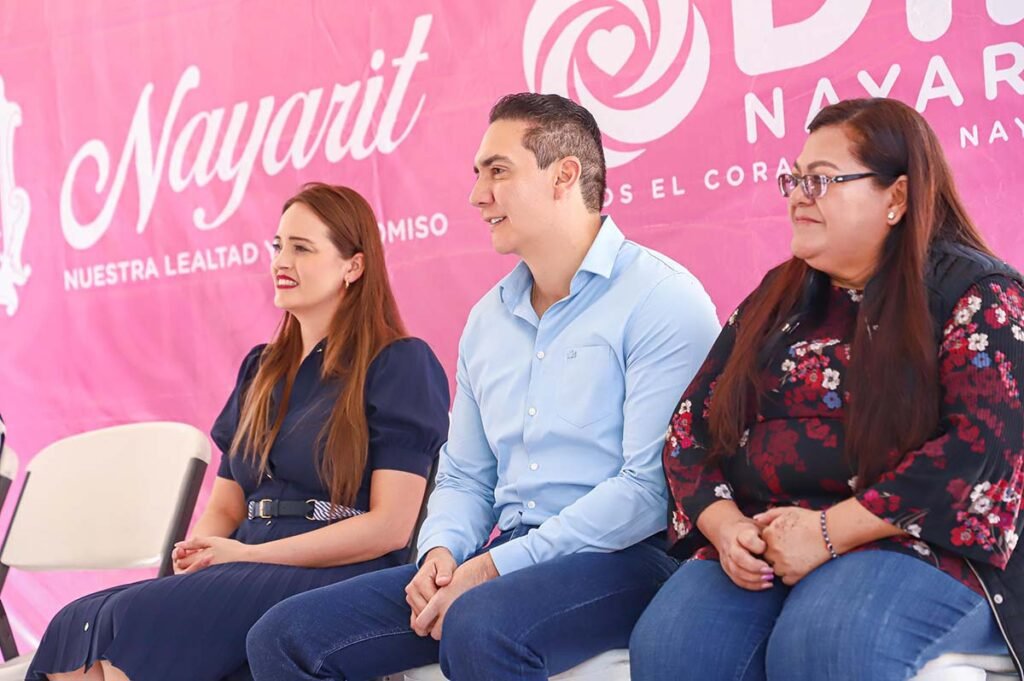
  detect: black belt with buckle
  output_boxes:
[247,498,317,521]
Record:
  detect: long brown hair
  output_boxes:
[230,183,406,506]
[708,99,991,487]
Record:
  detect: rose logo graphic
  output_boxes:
[0,76,30,317]
[524,0,711,167]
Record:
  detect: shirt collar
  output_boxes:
[498,215,624,312]
[577,215,624,280]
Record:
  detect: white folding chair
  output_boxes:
[0,443,18,664]
[0,442,18,521]
[912,652,1020,680]
[396,647,1024,681]
[0,422,210,678]
[395,648,631,681]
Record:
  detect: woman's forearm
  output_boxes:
[697,499,750,549]
[245,510,412,568]
[190,507,243,540]
[189,477,247,540]
[825,497,905,554]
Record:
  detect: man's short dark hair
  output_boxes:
[489,93,607,213]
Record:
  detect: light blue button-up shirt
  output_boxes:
[417,217,721,574]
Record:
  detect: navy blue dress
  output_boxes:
[27,338,450,681]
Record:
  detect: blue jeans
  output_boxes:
[630,552,1009,681]
[247,525,678,681]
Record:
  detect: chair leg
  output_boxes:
[0,599,18,660]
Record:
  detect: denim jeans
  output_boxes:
[630,551,1009,681]
[247,524,678,681]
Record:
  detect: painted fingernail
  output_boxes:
[761,573,774,581]
[761,567,774,574]
[761,582,773,589]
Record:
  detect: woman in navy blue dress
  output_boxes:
[28,183,450,681]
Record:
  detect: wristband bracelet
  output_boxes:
[820,510,839,560]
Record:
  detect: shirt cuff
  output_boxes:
[415,533,475,567]
[486,536,536,575]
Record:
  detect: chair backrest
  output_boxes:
[0,445,17,485]
[0,422,209,574]
[0,445,19,529]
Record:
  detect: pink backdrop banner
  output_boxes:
[1,0,1022,647]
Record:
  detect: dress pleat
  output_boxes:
[28,517,400,681]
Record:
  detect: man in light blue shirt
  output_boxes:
[417,212,709,575]
[249,93,720,681]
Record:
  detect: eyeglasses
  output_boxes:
[777,172,877,200]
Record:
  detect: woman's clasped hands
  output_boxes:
[715,507,832,590]
[172,536,254,575]
[755,506,833,586]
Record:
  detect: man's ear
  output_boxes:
[553,156,583,201]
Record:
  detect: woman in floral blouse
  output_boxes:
[630,98,1023,681]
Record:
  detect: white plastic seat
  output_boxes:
[394,645,1023,680]
[0,422,210,676]
[397,648,630,680]
[0,654,30,680]
[911,652,1020,680]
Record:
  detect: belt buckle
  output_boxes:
[257,499,273,519]
[304,499,317,521]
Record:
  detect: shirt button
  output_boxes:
[527,501,536,509]
[994,594,1005,605]
[536,351,545,359]
[83,622,90,632]
[528,407,537,416]
[529,463,539,471]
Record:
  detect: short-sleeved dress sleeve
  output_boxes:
[364,338,450,478]
[210,344,266,480]
[856,277,1024,569]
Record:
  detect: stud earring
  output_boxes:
[344,279,351,290]
[887,211,896,221]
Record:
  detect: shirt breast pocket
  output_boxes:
[556,345,621,428]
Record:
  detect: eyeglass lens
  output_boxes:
[779,174,824,199]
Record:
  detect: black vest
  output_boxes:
[924,240,1024,673]
[926,239,1024,342]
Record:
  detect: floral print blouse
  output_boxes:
[663,277,1024,594]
